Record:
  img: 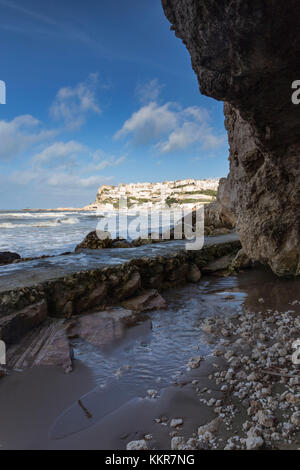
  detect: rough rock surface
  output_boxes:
[162,0,300,276]
[121,289,167,312]
[75,231,112,251]
[0,252,21,266]
[7,308,140,373]
[67,309,138,348]
[7,320,73,373]
[1,239,241,319]
[0,300,48,345]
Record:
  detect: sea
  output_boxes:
[0,209,185,258]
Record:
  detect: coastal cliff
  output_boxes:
[162,0,300,276]
[85,178,219,211]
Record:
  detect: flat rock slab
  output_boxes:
[6,308,139,373]
[67,309,138,348]
[202,254,236,273]
[7,319,73,373]
[122,290,167,312]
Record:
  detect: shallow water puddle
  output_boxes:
[50,274,246,440]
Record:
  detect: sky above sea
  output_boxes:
[0,0,229,209]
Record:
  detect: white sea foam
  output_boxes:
[0,211,79,219]
[0,217,79,229]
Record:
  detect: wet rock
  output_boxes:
[170,418,183,428]
[75,231,112,251]
[111,239,133,249]
[0,252,21,266]
[115,271,141,300]
[187,356,204,369]
[202,254,236,273]
[230,249,252,271]
[7,319,73,373]
[186,264,201,283]
[121,290,167,312]
[126,440,148,450]
[74,283,108,314]
[0,300,48,345]
[67,309,136,348]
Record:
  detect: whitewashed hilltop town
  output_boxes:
[84,178,220,211]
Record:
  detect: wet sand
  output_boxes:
[0,267,299,450]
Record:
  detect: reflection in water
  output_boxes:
[51,266,300,440]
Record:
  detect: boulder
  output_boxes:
[75,231,112,251]
[67,309,136,348]
[0,300,48,345]
[0,252,21,265]
[121,290,167,312]
[186,264,201,283]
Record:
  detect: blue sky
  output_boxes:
[0,0,229,209]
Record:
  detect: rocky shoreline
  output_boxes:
[0,264,298,450]
[0,237,241,360]
[154,301,300,451]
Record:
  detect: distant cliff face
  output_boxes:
[162,0,300,275]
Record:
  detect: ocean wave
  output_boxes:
[0,211,80,219]
[0,217,80,229]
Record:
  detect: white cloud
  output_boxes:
[0,115,54,160]
[32,141,87,163]
[46,172,111,189]
[50,73,101,130]
[89,155,126,171]
[115,100,226,154]
[135,79,164,104]
[157,122,227,154]
[10,166,112,191]
[156,122,201,153]
[9,140,125,197]
[114,102,178,144]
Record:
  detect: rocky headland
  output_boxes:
[162,0,300,276]
[84,178,219,211]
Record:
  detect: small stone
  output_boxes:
[126,440,148,450]
[244,436,264,450]
[256,410,275,428]
[171,437,186,450]
[147,389,158,399]
[291,412,300,426]
[170,418,183,428]
[187,356,204,369]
